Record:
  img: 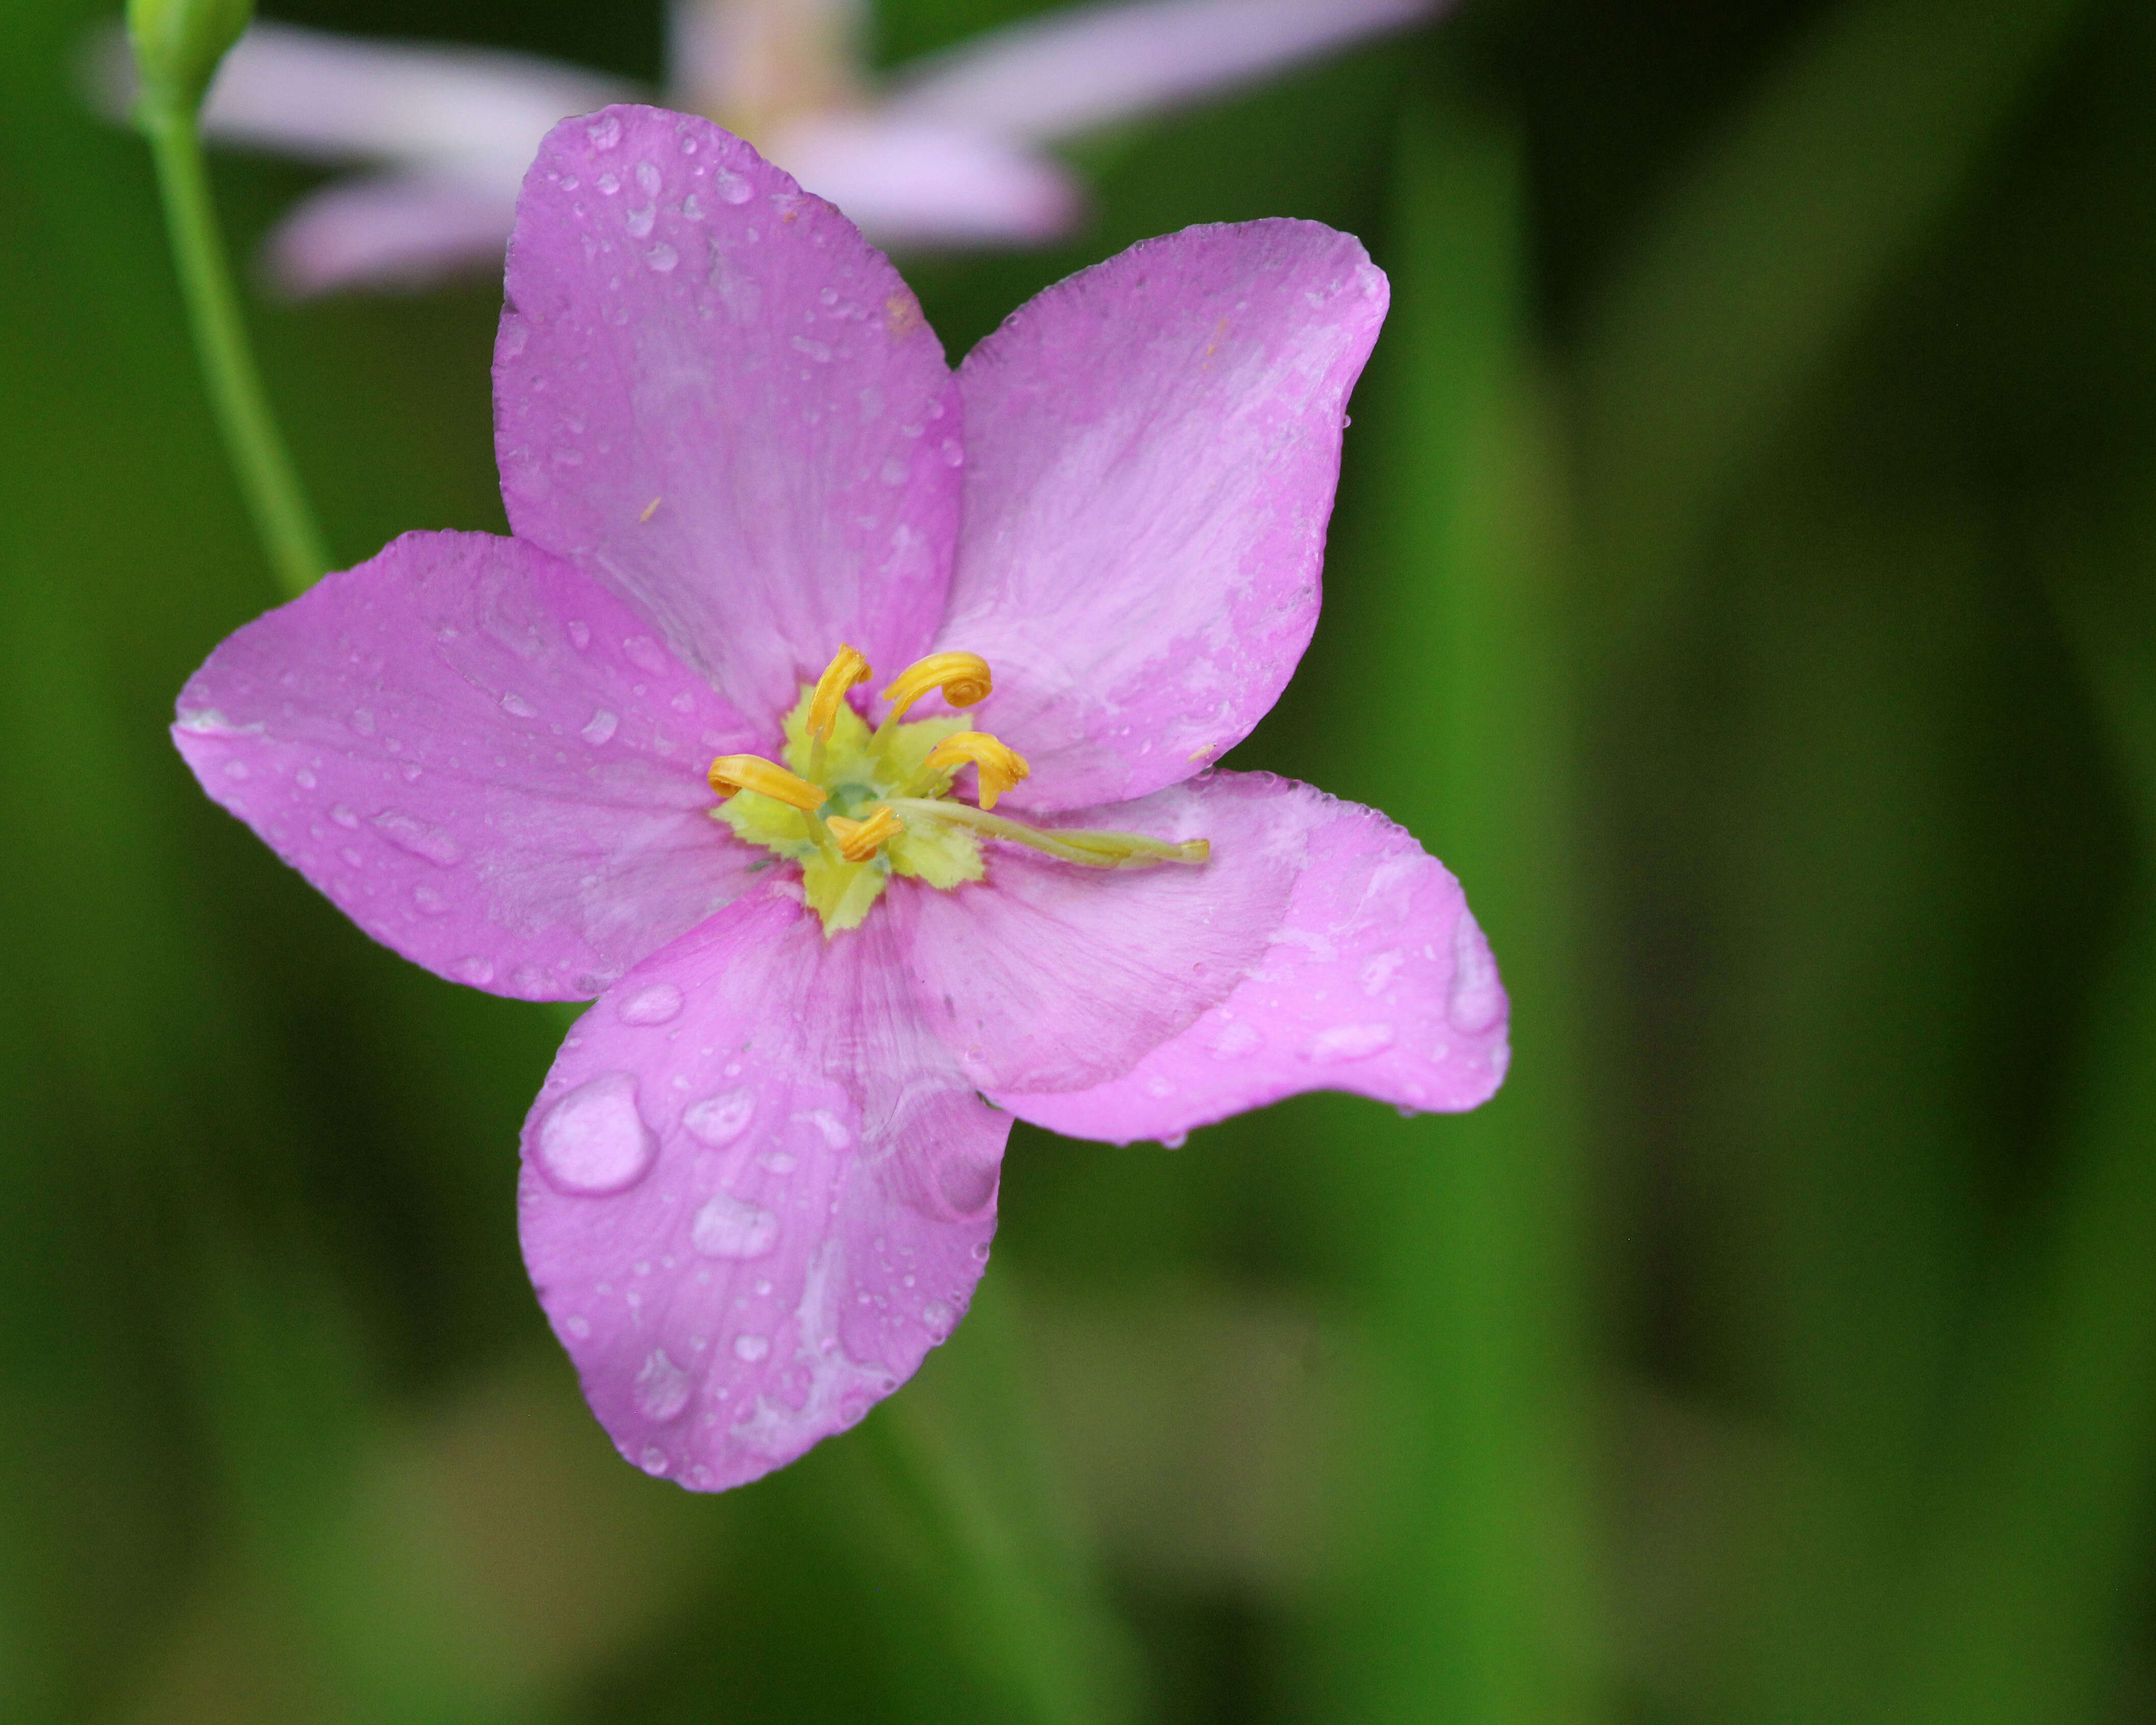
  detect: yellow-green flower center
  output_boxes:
[710,646,1212,936]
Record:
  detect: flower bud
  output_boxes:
[127,0,252,115]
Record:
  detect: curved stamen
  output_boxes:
[878,650,992,726]
[806,643,872,780]
[884,798,1207,869]
[708,754,827,811]
[826,805,902,863]
[920,731,1031,810]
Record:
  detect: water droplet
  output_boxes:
[693,1193,778,1259]
[596,171,620,195]
[683,1088,753,1145]
[645,242,678,273]
[534,1071,658,1196]
[940,438,964,468]
[681,193,704,220]
[633,1348,693,1421]
[634,161,661,196]
[350,708,375,736]
[567,620,591,650]
[586,114,622,149]
[1209,1019,1261,1059]
[371,809,463,866]
[639,1445,669,1476]
[501,692,539,719]
[618,982,682,1025]
[412,884,449,916]
[879,455,909,486]
[295,768,317,789]
[626,203,655,238]
[970,1242,991,1262]
[1360,949,1406,996]
[791,335,831,363]
[565,1314,590,1339]
[578,709,619,746]
[1309,1023,1394,1063]
[452,956,495,986]
[622,635,670,673]
[922,1301,954,1340]
[733,1333,769,1363]
[222,759,249,780]
[713,167,752,204]
[1448,914,1504,1033]
[330,804,360,830]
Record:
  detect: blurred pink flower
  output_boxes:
[172,107,1507,1488]
[175,0,1441,293]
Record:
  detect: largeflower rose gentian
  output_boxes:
[174,105,1509,1491]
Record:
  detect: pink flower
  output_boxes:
[108,0,1442,293]
[173,106,1508,1490]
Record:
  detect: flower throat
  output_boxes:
[709,645,1208,934]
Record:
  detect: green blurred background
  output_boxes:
[6,0,2156,1719]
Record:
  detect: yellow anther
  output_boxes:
[806,643,873,743]
[708,754,827,811]
[826,805,902,863]
[922,731,1031,810]
[879,651,992,723]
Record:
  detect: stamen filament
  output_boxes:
[805,643,872,781]
[708,754,827,811]
[874,650,992,744]
[883,798,1209,869]
[827,804,902,863]
[917,731,1031,809]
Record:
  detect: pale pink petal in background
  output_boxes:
[770,114,1080,247]
[999,776,1511,1141]
[519,886,1007,1490]
[201,21,636,172]
[883,0,1442,144]
[935,218,1388,810]
[495,107,963,727]
[172,530,764,1000]
[268,173,522,296]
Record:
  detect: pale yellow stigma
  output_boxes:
[922,732,1032,810]
[806,643,872,743]
[879,651,992,724]
[708,754,826,811]
[826,804,902,863]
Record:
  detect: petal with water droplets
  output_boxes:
[991,773,1508,1140]
[519,884,1008,1491]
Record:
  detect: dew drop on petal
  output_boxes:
[634,161,660,196]
[586,114,622,149]
[693,1193,777,1259]
[452,957,495,986]
[501,692,540,719]
[581,709,619,745]
[1209,1020,1261,1059]
[922,1301,954,1340]
[1448,913,1504,1033]
[1308,1023,1395,1064]
[371,809,463,866]
[683,1089,753,1145]
[633,1348,693,1421]
[639,1446,669,1476]
[622,635,670,674]
[535,1071,658,1196]
[733,1333,769,1362]
[713,167,752,204]
[645,242,678,272]
[626,203,655,238]
[618,982,683,1026]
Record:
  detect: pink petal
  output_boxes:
[997,778,1509,1141]
[267,174,518,298]
[520,883,1007,1490]
[883,0,1442,145]
[770,114,1081,248]
[897,771,1306,1092]
[934,220,1387,810]
[496,106,964,729]
[202,21,635,175]
[172,530,766,1001]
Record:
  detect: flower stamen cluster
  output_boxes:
[709,644,1208,934]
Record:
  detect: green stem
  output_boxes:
[139,100,328,597]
